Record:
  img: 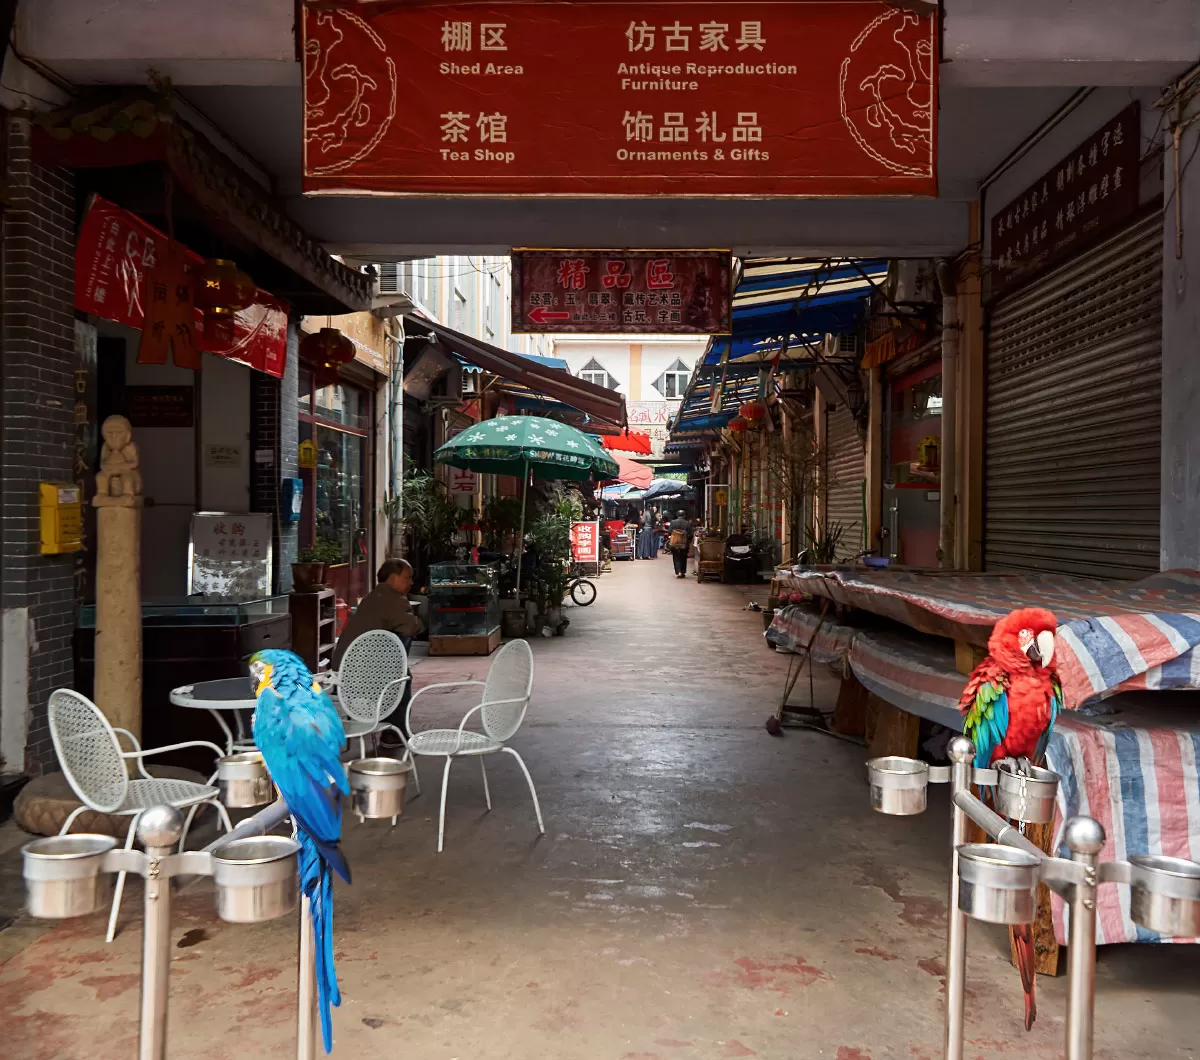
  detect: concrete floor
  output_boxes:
[1,558,1198,1059]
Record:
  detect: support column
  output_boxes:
[1161,81,1200,569]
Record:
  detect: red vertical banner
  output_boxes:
[570,520,601,564]
[302,2,937,197]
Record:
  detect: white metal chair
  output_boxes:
[333,630,420,794]
[48,689,233,941]
[406,639,544,853]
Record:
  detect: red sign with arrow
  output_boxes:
[512,250,731,334]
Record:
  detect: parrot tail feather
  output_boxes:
[1013,923,1037,1031]
[299,835,343,1053]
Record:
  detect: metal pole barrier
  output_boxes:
[1063,817,1105,1060]
[136,806,186,1060]
[298,894,318,1060]
[944,735,975,1060]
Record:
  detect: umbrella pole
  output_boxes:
[514,458,529,601]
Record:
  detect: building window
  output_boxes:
[579,357,617,389]
[653,358,691,399]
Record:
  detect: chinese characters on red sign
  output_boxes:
[512,250,731,333]
[448,466,480,494]
[302,3,937,196]
[990,104,1141,297]
[75,197,289,378]
[570,521,601,564]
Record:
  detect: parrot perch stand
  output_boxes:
[21,803,301,1060]
[868,736,1200,1060]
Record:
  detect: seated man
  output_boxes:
[331,559,423,737]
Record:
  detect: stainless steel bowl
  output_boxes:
[995,760,1059,824]
[217,751,274,809]
[867,756,929,816]
[210,835,300,923]
[1128,854,1200,936]
[22,834,118,919]
[348,757,412,822]
[957,843,1041,925]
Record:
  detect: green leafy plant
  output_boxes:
[298,538,343,565]
[524,484,580,613]
[400,465,461,562]
[481,496,525,550]
[803,519,846,565]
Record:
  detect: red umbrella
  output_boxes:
[614,453,653,489]
[599,429,653,455]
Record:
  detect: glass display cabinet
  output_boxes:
[428,563,501,656]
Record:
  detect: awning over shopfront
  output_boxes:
[664,369,765,454]
[705,258,888,365]
[406,316,626,427]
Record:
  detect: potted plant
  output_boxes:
[292,538,342,592]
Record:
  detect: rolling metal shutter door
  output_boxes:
[984,212,1162,578]
[826,404,866,556]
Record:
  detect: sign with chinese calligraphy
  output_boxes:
[187,512,274,598]
[301,2,937,197]
[512,250,731,333]
[125,386,195,428]
[448,466,480,494]
[205,444,243,469]
[990,104,1141,297]
[75,196,289,378]
[570,520,601,564]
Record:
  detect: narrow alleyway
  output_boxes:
[1,561,1198,1060]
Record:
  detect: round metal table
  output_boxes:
[170,677,259,754]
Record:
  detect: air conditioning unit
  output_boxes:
[893,259,937,304]
[836,333,860,356]
[462,371,481,396]
[376,261,401,295]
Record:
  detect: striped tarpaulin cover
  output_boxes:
[1048,714,1200,945]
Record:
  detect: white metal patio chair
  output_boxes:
[405,638,544,853]
[333,630,420,794]
[48,688,232,942]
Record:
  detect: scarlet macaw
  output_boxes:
[958,607,1063,1032]
[250,649,351,1053]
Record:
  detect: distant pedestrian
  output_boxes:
[668,509,693,578]
[637,508,657,559]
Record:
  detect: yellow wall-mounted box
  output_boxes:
[39,482,84,555]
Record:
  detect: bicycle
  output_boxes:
[567,563,598,606]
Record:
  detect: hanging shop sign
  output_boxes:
[448,466,480,494]
[512,250,731,334]
[75,196,289,378]
[990,103,1140,297]
[301,2,937,197]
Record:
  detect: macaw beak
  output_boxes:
[1036,630,1055,668]
[249,659,272,695]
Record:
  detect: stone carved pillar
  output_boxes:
[93,415,143,737]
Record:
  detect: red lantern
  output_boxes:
[739,400,766,421]
[728,416,748,433]
[300,327,356,383]
[194,258,256,318]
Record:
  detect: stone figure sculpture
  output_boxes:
[94,415,142,507]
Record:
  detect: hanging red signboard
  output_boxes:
[301,1,937,197]
[75,196,289,378]
[512,250,731,333]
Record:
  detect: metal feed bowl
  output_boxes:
[348,757,412,821]
[957,843,1041,925]
[1128,855,1200,936]
[217,751,274,809]
[22,834,118,919]
[995,760,1060,825]
[210,835,300,923]
[867,756,929,816]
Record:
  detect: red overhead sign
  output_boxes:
[301,1,937,197]
[512,250,731,333]
[75,197,289,378]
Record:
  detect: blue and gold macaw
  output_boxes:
[249,649,350,1053]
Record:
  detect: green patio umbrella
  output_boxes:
[434,415,619,597]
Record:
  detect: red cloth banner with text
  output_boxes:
[570,520,601,564]
[301,1,937,197]
[75,196,289,378]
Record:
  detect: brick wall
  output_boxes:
[1,115,79,773]
[250,317,300,592]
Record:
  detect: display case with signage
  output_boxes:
[428,563,501,656]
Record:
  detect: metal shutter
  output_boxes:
[984,213,1162,578]
[825,404,866,557]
